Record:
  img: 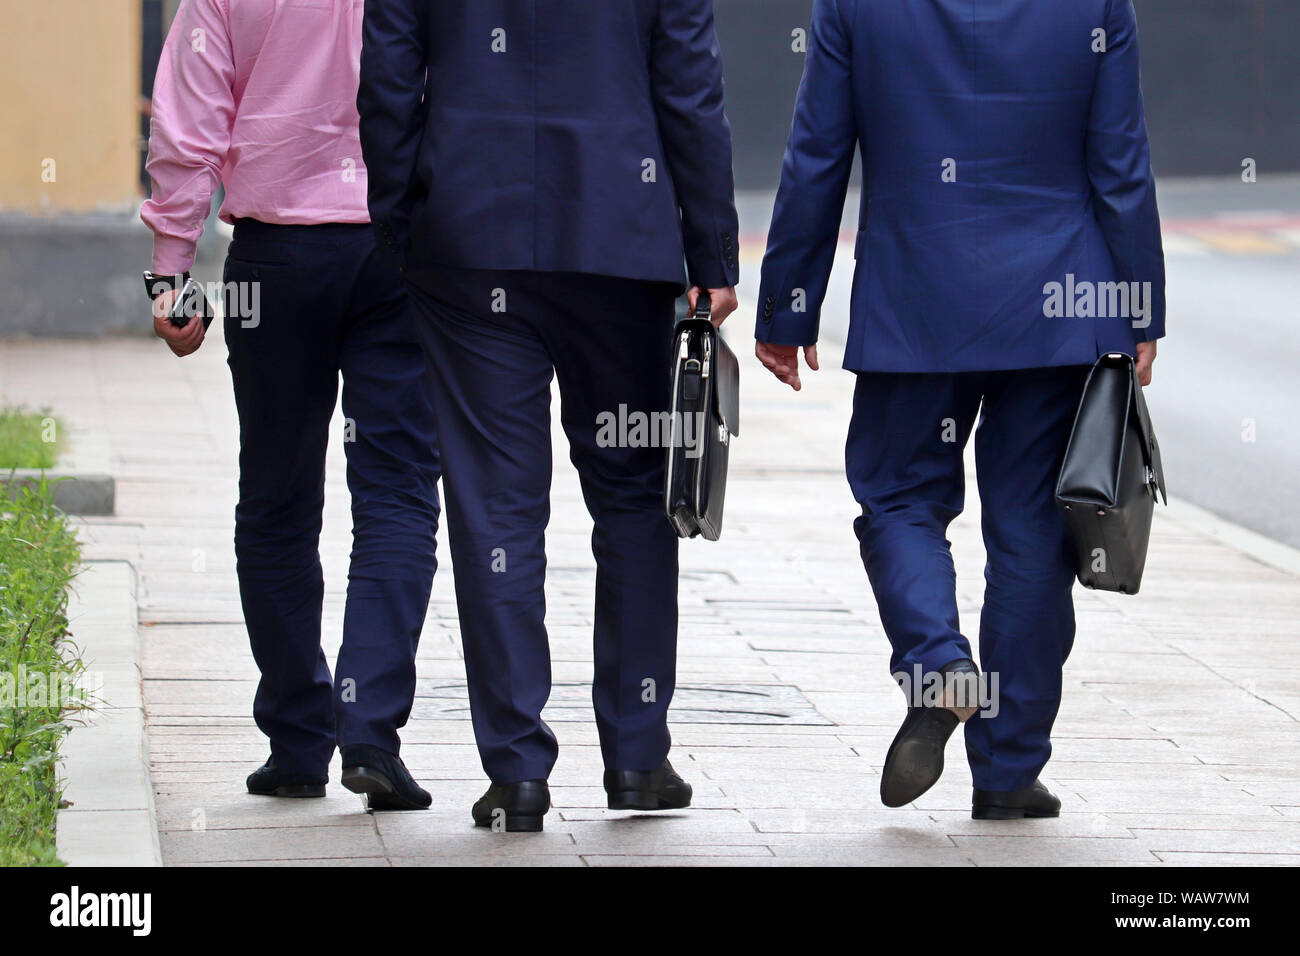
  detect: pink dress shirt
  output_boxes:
[141,0,371,275]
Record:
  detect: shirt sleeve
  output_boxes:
[140,0,236,276]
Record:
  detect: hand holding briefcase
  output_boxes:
[664,296,740,540]
[1055,352,1167,594]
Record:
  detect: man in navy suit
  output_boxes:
[358,0,739,830]
[756,0,1165,818]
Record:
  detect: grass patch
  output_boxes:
[0,477,84,866]
[0,407,62,470]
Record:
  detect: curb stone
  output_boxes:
[56,560,161,867]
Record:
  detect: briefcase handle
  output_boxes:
[692,291,712,322]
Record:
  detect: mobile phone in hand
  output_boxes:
[169,278,215,331]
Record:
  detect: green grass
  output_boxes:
[0,407,62,470]
[0,477,84,866]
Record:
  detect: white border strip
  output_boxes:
[1162,496,1300,579]
[56,560,162,867]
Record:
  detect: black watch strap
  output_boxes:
[143,271,190,300]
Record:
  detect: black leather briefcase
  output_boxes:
[1055,352,1167,594]
[664,298,740,540]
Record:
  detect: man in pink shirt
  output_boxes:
[142,0,440,810]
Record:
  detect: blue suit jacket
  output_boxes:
[756,0,1166,373]
[358,0,739,292]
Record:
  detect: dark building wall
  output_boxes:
[715,0,1300,189]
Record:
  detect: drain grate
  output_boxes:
[413,681,832,725]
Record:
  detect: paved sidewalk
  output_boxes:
[3,323,1299,866]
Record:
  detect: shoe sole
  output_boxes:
[971,805,1061,820]
[606,790,692,811]
[880,707,964,808]
[248,784,325,798]
[341,766,429,811]
[880,736,947,808]
[473,814,546,832]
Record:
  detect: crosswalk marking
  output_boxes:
[1159,234,1212,257]
[1187,230,1292,254]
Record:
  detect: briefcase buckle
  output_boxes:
[1145,465,1160,500]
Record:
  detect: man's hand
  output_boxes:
[755,341,819,391]
[1135,340,1156,387]
[687,285,738,326]
[153,289,206,357]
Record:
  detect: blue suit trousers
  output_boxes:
[405,267,681,784]
[847,365,1089,790]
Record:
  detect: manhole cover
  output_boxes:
[412,681,832,725]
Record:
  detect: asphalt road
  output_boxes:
[736,176,1300,548]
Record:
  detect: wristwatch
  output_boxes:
[143,270,190,300]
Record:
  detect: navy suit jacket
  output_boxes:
[756,0,1166,373]
[358,0,740,292]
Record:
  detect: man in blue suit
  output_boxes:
[756,0,1165,818]
[358,0,739,831]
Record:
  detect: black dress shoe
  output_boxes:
[604,759,692,811]
[340,744,431,811]
[880,707,960,807]
[972,779,1061,820]
[880,658,978,808]
[472,780,551,832]
[246,760,326,798]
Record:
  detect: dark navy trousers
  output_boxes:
[405,267,680,785]
[847,366,1089,792]
[223,220,440,778]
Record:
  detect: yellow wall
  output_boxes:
[0,1,142,213]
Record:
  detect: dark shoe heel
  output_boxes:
[339,746,432,811]
[602,761,692,811]
[607,790,659,811]
[474,812,546,832]
[341,766,393,796]
[272,783,326,798]
[472,780,551,830]
[971,778,1062,819]
[247,760,327,798]
[971,804,1027,820]
[505,814,545,832]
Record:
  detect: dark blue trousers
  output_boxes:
[223,220,440,778]
[405,267,680,784]
[846,366,1089,791]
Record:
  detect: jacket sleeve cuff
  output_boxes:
[687,260,738,291]
[1130,300,1166,342]
[755,314,819,347]
[684,222,740,290]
